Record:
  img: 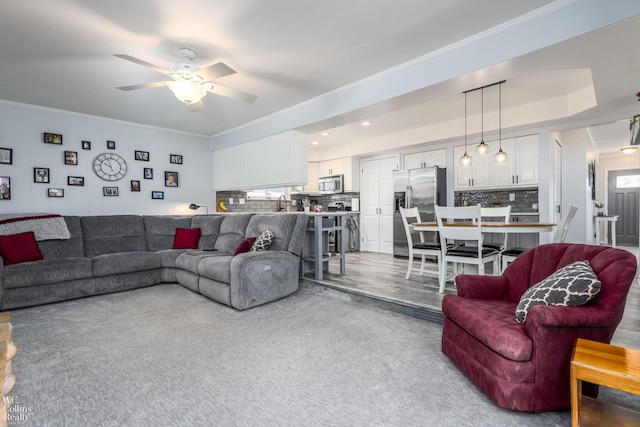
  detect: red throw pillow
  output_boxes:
[0,231,44,266]
[234,237,256,256]
[172,228,201,249]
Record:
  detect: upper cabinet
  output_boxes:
[404,148,446,169]
[212,130,308,191]
[453,145,492,189]
[304,161,320,193]
[454,134,538,190]
[319,156,360,192]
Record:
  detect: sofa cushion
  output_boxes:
[515,260,601,323]
[251,229,274,251]
[81,215,148,257]
[190,215,226,250]
[198,256,233,284]
[0,232,43,265]
[91,251,162,277]
[234,237,256,256]
[38,216,84,259]
[442,296,532,361]
[213,214,254,254]
[2,257,93,288]
[245,214,296,252]
[173,228,201,249]
[144,216,193,251]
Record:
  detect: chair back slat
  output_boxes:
[435,205,483,242]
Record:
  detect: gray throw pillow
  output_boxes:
[251,229,274,252]
[515,260,601,324]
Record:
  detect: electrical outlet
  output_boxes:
[509,193,515,202]
[228,198,234,204]
[239,198,245,204]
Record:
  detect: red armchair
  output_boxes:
[441,243,637,412]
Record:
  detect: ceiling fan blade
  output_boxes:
[116,81,169,91]
[114,54,170,76]
[196,62,236,81]
[207,84,257,104]
[187,100,205,112]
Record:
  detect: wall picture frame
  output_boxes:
[130,180,141,192]
[34,167,50,183]
[0,176,10,200]
[152,191,164,200]
[44,133,62,145]
[144,168,153,179]
[48,188,64,198]
[67,176,84,186]
[0,148,12,165]
[82,140,91,150]
[135,150,150,161]
[64,151,78,165]
[170,154,183,164]
[103,186,119,196]
[107,140,116,149]
[164,171,178,187]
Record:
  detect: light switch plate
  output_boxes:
[228,198,234,204]
[239,198,245,204]
[509,193,515,202]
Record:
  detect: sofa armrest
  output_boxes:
[229,250,300,310]
[455,274,509,300]
[524,305,614,331]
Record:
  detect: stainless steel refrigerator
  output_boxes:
[393,167,447,257]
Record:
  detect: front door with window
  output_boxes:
[608,169,640,245]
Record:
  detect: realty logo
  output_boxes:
[3,395,33,423]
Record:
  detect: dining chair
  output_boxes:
[480,206,512,252]
[434,205,500,291]
[500,204,578,272]
[399,207,442,284]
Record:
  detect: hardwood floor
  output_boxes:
[301,247,640,349]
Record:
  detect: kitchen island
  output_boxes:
[301,212,349,280]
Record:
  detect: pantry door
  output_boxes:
[360,156,398,253]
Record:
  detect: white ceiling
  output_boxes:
[0,1,638,154]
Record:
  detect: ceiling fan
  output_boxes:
[114,47,257,112]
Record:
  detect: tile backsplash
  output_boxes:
[455,189,538,213]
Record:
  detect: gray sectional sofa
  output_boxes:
[0,213,308,311]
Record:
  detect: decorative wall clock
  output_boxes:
[93,153,127,181]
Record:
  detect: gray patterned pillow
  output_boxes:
[515,260,601,324]
[251,229,274,251]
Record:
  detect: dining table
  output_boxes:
[412,221,556,234]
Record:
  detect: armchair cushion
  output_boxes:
[515,260,601,323]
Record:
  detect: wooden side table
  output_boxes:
[571,338,640,426]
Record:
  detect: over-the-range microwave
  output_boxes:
[318,175,344,194]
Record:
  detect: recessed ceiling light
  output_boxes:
[311,141,319,145]
[361,121,371,126]
[321,132,329,136]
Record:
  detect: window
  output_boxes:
[616,175,640,188]
[246,187,286,200]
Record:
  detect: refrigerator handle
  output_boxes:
[406,185,411,209]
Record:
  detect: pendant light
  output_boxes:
[460,91,472,166]
[476,87,489,154]
[494,81,508,163]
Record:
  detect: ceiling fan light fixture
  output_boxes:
[621,146,638,154]
[168,81,207,104]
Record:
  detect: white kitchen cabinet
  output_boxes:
[453,145,491,189]
[304,162,320,193]
[404,148,446,169]
[212,130,307,190]
[454,135,538,190]
[491,135,538,188]
[317,156,360,192]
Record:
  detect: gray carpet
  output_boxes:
[4,284,613,426]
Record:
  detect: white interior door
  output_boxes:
[360,156,397,254]
[360,159,380,252]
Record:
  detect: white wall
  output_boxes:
[556,128,595,243]
[0,102,212,216]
